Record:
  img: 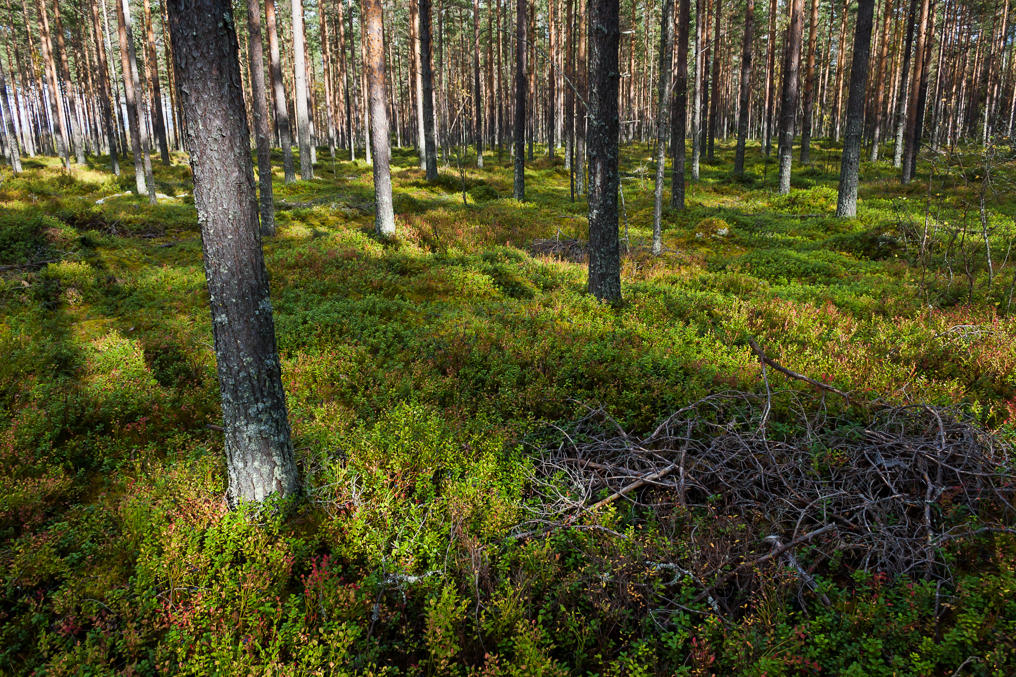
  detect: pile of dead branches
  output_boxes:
[523,354,1016,609]
[528,237,587,262]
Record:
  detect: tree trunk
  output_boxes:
[836,0,875,217]
[893,0,918,167]
[264,0,295,182]
[165,0,299,508]
[291,0,313,179]
[50,0,85,164]
[777,0,804,195]
[652,0,674,255]
[691,0,704,179]
[116,0,156,202]
[762,0,777,155]
[364,0,395,238]
[419,0,438,180]
[0,53,22,174]
[831,0,849,141]
[587,0,621,303]
[671,0,690,208]
[901,0,930,183]
[142,0,170,164]
[246,0,276,235]
[869,0,893,161]
[472,0,484,166]
[89,0,120,175]
[513,0,527,200]
[35,0,71,168]
[733,0,754,175]
[799,0,819,163]
[706,0,721,161]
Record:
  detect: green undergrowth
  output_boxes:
[2,142,1016,674]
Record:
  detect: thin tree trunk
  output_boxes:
[763,0,777,155]
[836,0,876,217]
[777,0,804,194]
[652,0,675,255]
[472,0,484,166]
[893,0,918,167]
[901,0,930,183]
[706,0,721,161]
[166,0,299,508]
[89,0,120,174]
[265,0,295,182]
[831,0,849,141]
[35,0,70,168]
[799,0,819,163]
[142,0,170,164]
[733,0,754,175]
[246,0,276,235]
[671,0,690,208]
[291,0,313,179]
[51,0,85,164]
[869,0,893,161]
[0,53,21,173]
[116,0,156,202]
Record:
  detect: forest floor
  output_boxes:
[3,141,1016,674]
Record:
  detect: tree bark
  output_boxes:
[831,0,849,141]
[472,0,484,166]
[777,0,804,195]
[291,0,313,179]
[50,0,85,164]
[733,0,754,175]
[34,0,70,168]
[89,0,120,175]
[142,0,170,164]
[116,0,156,202]
[671,0,690,208]
[799,0,819,163]
[836,0,875,217]
[246,0,276,235]
[706,0,721,161]
[364,0,395,238]
[587,0,621,303]
[420,0,438,180]
[901,0,930,183]
[165,0,299,508]
[0,52,22,174]
[652,0,674,255]
[762,0,778,155]
[265,0,295,182]
[892,0,918,167]
[513,0,527,200]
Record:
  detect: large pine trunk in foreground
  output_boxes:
[586,0,621,303]
[165,0,299,507]
[836,0,876,217]
[364,0,395,239]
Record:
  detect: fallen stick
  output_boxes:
[588,462,678,512]
[747,337,852,402]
